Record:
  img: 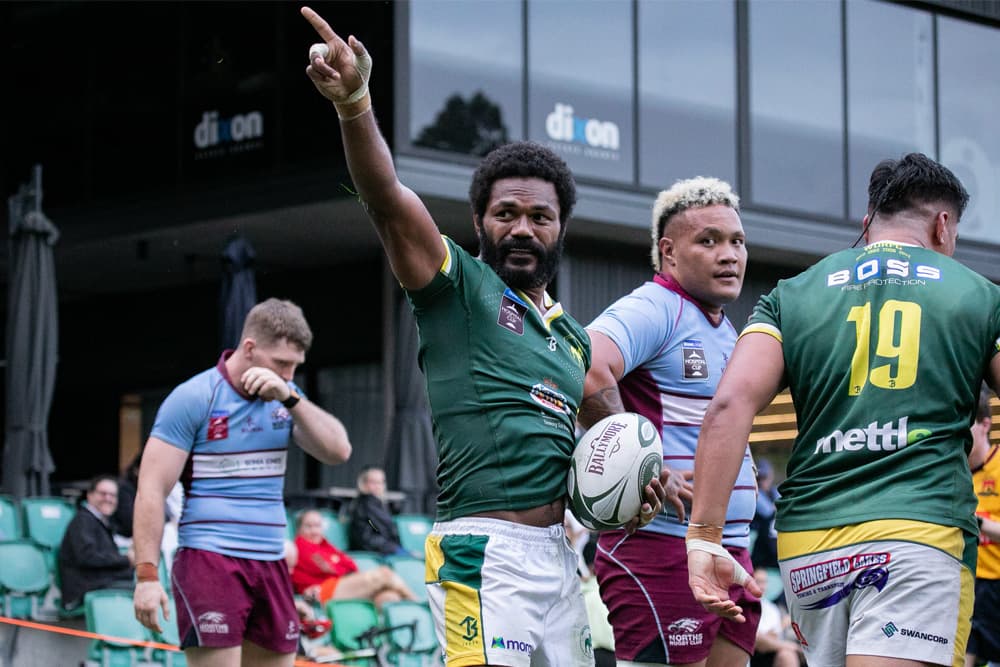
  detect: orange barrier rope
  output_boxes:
[0,615,342,667]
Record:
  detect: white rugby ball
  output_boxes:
[568,412,663,530]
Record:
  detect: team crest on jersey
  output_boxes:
[207,410,229,440]
[681,339,709,381]
[530,382,571,416]
[497,290,528,335]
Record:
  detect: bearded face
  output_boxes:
[478,226,564,290]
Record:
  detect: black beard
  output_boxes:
[478,230,564,290]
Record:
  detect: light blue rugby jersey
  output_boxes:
[588,274,756,547]
[150,351,297,560]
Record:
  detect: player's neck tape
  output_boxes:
[685,538,752,586]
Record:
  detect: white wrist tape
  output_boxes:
[343,47,372,104]
[686,538,752,586]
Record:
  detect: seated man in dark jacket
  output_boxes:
[58,474,135,610]
[348,466,408,556]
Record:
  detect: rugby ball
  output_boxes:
[567,412,663,530]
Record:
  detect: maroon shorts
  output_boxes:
[171,547,299,654]
[594,530,759,665]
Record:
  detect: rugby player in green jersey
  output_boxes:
[301,8,665,667]
[685,153,1000,667]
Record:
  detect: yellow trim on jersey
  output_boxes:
[439,235,454,275]
[514,288,562,332]
[442,580,487,667]
[777,519,965,563]
[739,322,782,343]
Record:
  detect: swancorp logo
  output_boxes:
[193,110,264,158]
[545,103,620,154]
[814,417,930,454]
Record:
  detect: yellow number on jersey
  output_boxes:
[846,300,921,395]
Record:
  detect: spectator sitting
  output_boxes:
[58,475,135,610]
[750,568,803,667]
[292,509,417,609]
[348,466,410,556]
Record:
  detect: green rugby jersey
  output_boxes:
[744,241,1000,537]
[406,237,591,521]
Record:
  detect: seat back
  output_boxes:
[316,508,350,550]
[326,598,381,651]
[346,550,384,572]
[84,589,150,666]
[393,515,433,555]
[381,600,439,654]
[21,496,75,549]
[0,495,21,540]
[0,540,51,619]
[387,556,428,603]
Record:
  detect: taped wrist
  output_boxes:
[685,538,751,586]
[135,562,159,583]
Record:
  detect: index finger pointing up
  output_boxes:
[301,6,337,43]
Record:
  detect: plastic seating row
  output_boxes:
[319,599,440,667]
[284,506,433,555]
[83,588,185,667]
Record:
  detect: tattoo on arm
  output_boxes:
[578,386,626,429]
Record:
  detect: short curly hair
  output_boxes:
[468,141,576,229]
[650,177,740,272]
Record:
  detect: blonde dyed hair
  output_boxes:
[240,298,313,351]
[650,177,740,271]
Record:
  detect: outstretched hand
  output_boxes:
[301,6,371,106]
[687,548,763,623]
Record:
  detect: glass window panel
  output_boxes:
[749,0,844,217]
[847,0,935,220]
[939,17,1000,245]
[409,0,522,156]
[638,0,736,190]
[528,0,634,184]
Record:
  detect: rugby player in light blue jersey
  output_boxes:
[133,298,351,667]
[581,177,759,667]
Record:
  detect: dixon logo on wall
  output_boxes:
[193,110,264,159]
[545,103,620,160]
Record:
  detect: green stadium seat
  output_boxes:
[84,589,151,667]
[326,598,381,653]
[21,496,75,570]
[393,515,433,556]
[151,597,187,667]
[386,556,428,604]
[346,550,384,572]
[0,495,21,540]
[381,600,440,667]
[0,540,51,619]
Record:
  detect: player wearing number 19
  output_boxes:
[686,152,1000,667]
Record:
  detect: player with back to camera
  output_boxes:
[579,177,759,667]
[686,152,1000,667]
[300,7,666,667]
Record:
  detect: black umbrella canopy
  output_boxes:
[219,234,257,351]
[2,167,59,498]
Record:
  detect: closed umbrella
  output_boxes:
[219,234,257,350]
[2,165,59,498]
[385,295,438,515]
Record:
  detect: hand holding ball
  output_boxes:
[568,413,663,530]
[309,43,330,63]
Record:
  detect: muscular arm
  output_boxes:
[578,330,626,428]
[688,332,783,618]
[289,398,352,465]
[133,438,188,631]
[302,7,444,291]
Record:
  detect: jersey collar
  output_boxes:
[653,273,725,328]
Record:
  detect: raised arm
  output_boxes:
[301,6,444,291]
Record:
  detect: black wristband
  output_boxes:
[282,391,301,409]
